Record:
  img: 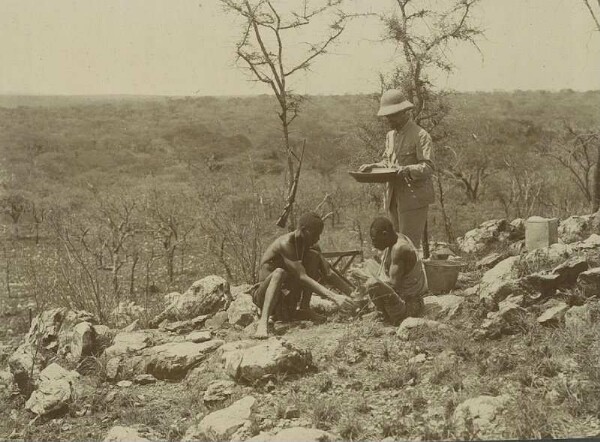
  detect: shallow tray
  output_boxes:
[348,168,397,183]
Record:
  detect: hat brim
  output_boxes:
[377,101,414,116]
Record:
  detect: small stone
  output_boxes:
[117,380,132,388]
[537,302,570,326]
[185,331,212,343]
[103,426,151,442]
[203,380,235,403]
[408,353,427,364]
[133,374,157,385]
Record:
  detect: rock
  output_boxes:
[457,219,514,254]
[9,308,98,393]
[537,302,570,326]
[159,315,210,334]
[396,318,451,340]
[122,320,140,332]
[575,233,600,250]
[523,243,573,268]
[111,301,145,329]
[185,330,213,343]
[222,338,313,382]
[284,405,301,419]
[68,322,96,361]
[117,380,132,388]
[478,256,520,307]
[103,330,168,360]
[476,252,509,270]
[203,380,235,403]
[564,304,592,329]
[518,273,562,297]
[116,340,224,381]
[205,311,230,330]
[559,214,592,244]
[408,353,427,364]
[227,294,259,327]
[183,396,256,441]
[552,257,589,285]
[310,296,339,315]
[423,295,464,320]
[480,301,528,338]
[0,369,14,390]
[231,284,254,300]
[103,426,152,442]
[248,427,337,442]
[25,363,81,416]
[453,395,510,437]
[150,275,232,326]
[577,267,600,298]
[510,218,526,239]
[133,374,157,385]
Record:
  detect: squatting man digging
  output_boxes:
[251,212,427,338]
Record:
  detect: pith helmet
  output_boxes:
[377,89,414,116]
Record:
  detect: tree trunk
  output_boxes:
[593,152,600,213]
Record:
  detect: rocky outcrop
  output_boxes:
[457,219,522,254]
[105,337,223,381]
[25,363,81,416]
[227,294,258,327]
[537,302,570,326]
[183,396,256,441]
[577,267,600,298]
[203,380,235,403]
[150,276,232,326]
[9,308,98,394]
[478,256,520,307]
[453,395,510,437]
[221,338,313,383]
[423,295,464,320]
[559,214,593,244]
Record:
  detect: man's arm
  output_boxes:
[281,255,355,310]
[386,247,413,292]
[404,129,434,180]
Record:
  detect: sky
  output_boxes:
[0,0,598,96]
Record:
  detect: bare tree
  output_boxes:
[536,125,600,210]
[380,0,482,130]
[221,0,353,226]
[583,0,600,31]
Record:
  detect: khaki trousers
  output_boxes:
[388,203,428,249]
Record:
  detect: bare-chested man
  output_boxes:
[252,212,355,338]
[365,216,427,325]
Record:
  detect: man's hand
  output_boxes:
[331,293,357,313]
[358,163,374,172]
[396,166,409,179]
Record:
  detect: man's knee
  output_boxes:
[271,267,287,282]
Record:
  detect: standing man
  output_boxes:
[359,90,435,249]
[365,216,427,325]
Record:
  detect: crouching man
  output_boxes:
[366,216,427,325]
[252,212,355,339]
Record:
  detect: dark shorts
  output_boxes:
[251,277,301,321]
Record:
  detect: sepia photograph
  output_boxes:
[1,0,600,440]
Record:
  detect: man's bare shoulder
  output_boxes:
[391,237,417,260]
[264,232,297,258]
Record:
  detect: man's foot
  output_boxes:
[254,322,269,339]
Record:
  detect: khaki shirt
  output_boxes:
[382,120,435,212]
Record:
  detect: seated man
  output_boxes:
[252,212,355,338]
[365,216,427,325]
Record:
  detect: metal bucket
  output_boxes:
[423,259,463,294]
